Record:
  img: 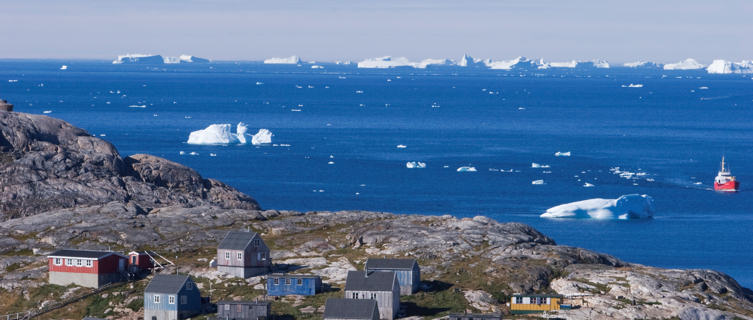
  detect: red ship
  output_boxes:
[714,156,739,192]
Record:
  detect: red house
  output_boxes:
[127,251,154,273]
[48,249,127,288]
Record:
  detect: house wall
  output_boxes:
[217,303,269,319]
[48,255,125,288]
[345,290,397,320]
[510,296,561,313]
[49,271,99,288]
[366,265,420,295]
[144,280,201,320]
[267,276,320,296]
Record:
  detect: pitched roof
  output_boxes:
[323,298,378,319]
[268,273,320,279]
[217,300,270,306]
[48,249,115,259]
[345,271,397,292]
[218,231,258,250]
[512,293,564,298]
[145,274,190,294]
[365,258,417,270]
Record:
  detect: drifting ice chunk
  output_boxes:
[251,129,273,145]
[541,194,655,219]
[163,55,209,64]
[128,104,146,108]
[531,162,550,168]
[663,58,704,70]
[531,179,545,185]
[396,144,407,149]
[583,182,595,187]
[42,110,52,114]
[60,65,68,70]
[406,161,427,169]
[621,83,643,88]
[554,151,571,157]
[264,56,302,64]
[187,122,249,145]
[456,166,477,172]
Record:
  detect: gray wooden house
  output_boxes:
[216,300,270,320]
[323,298,379,320]
[217,231,271,278]
[365,258,420,295]
[344,271,399,320]
[143,274,202,320]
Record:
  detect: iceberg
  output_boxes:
[187,123,248,145]
[554,151,571,157]
[583,182,595,187]
[357,56,452,69]
[456,166,477,172]
[624,61,662,69]
[531,179,545,185]
[250,129,273,145]
[706,60,753,74]
[457,54,485,67]
[112,54,165,64]
[541,194,655,219]
[163,55,209,64]
[484,56,539,70]
[538,59,610,69]
[406,161,427,169]
[621,83,644,88]
[264,56,302,64]
[663,58,704,70]
[60,65,68,70]
[128,104,146,108]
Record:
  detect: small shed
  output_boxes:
[144,274,202,320]
[216,300,270,320]
[266,273,322,296]
[510,293,564,314]
[323,298,379,320]
[128,251,154,273]
[344,271,400,320]
[365,258,420,295]
[217,231,271,278]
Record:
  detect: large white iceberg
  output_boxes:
[264,56,302,64]
[663,58,704,70]
[457,54,485,67]
[484,56,539,70]
[112,54,165,64]
[357,56,451,69]
[624,61,662,69]
[187,123,248,145]
[538,59,610,69]
[250,129,273,145]
[541,194,655,220]
[163,55,209,64]
[706,60,753,74]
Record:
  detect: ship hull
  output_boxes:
[714,181,739,192]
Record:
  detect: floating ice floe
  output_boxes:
[583,182,595,187]
[189,151,199,156]
[698,86,709,90]
[554,151,571,157]
[264,56,302,64]
[251,129,273,145]
[531,162,550,168]
[621,83,643,88]
[663,58,705,70]
[187,123,248,145]
[8,79,18,83]
[60,65,68,70]
[541,194,655,219]
[396,144,407,149]
[209,153,217,157]
[531,179,545,185]
[128,104,146,108]
[706,60,753,74]
[406,161,427,169]
[256,81,264,85]
[311,65,324,69]
[179,151,185,155]
[42,110,52,114]
[456,166,477,172]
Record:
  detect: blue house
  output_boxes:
[144,274,202,320]
[365,258,420,295]
[266,273,322,296]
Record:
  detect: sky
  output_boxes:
[2,0,751,63]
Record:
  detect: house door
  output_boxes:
[118,259,126,272]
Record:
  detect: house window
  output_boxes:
[131,256,137,264]
[181,295,187,305]
[169,295,175,304]
[224,304,230,311]
[76,259,82,267]
[225,252,230,260]
[53,258,62,266]
[237,252,243,261]
[253,239,260,247]
[236,304,242,313]
[260,252,266,260]
[153,295,160,303]
[86,259,92,267]
[297,278,303,285]
[285,278,291,285]
[273,278,279,285]
[65,258,73,266]
[515,296,523,304]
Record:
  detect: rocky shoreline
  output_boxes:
[1,110,752,319]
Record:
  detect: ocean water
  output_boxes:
[2,60,752,287]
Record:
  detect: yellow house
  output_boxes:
[510,293,564,314]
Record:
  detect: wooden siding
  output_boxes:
[366,263,420,295]
[345,277,400,320]
[267,276,321,296]
[217,234,271,268]
[510,296,561,313]
[144,279,202,318]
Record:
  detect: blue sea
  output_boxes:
[2,60,752,287]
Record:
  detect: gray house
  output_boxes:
[365,258,420,295]
[144,274,202,320]
[323,298,379,320]
[217,231,271,278]
[216,300,269,320]
[344,271,399,320]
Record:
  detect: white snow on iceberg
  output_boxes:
[357,56,452,69]
[163,55,209,64]
[406,161,427,169]
[624,61,662,69]
[113,54,165,64]
[456,166,477,172]
[541,194,655,220]
[187,123,248,145]
[706,60,753,74]
[457,54,485,67]
[251,129,273,145]
[539,59,610,69]
[663,58,704,70]
[264,56,302,64]
[484,56,539,70]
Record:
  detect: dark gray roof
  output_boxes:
[145,274,190,294]
[218,231,258,250]
[49,249,115,259]
[345,271,397,292]
[217,300,270,306]
[323,298,378,319]
[365,258,417,270]
[268,273,320,279]
[512,293,563,298]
